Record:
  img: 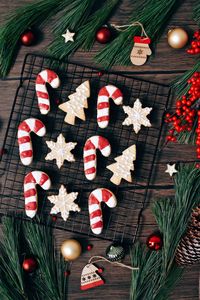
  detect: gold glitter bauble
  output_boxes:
[61,239,82,261]
[167,28,188,49]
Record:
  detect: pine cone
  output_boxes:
[175,205,200,266]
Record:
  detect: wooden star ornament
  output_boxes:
[165,164,178,177]
[48,185,80,221]
[62,29,75,43]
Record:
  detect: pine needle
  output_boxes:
[23,218,69,300]
[193,0,200,26]
[0,0,70,78]
[95,0,180,69]
[48,0,120,59]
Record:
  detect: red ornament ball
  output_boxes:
[96,27,111,44]
[146,233,163,251]
[22,257,37,273]
[64,270,71,277]
[87,244,93,251]
[20,30,35,46]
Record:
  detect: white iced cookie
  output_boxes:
[48,185,80,221]
[122,98,152,134]
[45,133,77,168]
[59,80,90,125]
[107,145,136,185]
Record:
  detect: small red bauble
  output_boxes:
[96,27,112,44]
[64,270,71,277]
[146,233,163,251]
[20,30,35,46]
[87,244,93,251]
[22,257,37,273]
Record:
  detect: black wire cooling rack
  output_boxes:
[0,54,171,243]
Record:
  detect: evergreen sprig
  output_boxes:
[193,0,200,26]
[95,0,180,69]
[0,217,69,300]
[48,0,120,59]
[0,0,70,78]
[130,164,200,300]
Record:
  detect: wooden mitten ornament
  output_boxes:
[130,36,152,66]
[81,263,104,290]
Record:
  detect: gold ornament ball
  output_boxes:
[167,28,188,49]
[61,239,82,261]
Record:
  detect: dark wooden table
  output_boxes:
[0,0,199,299]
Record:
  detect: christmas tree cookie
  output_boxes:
[107,145,136,185]
[59,80,90,125]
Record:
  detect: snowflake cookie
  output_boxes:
[122,98,152,134]
[45,133,77,168]
[48,185,80,221]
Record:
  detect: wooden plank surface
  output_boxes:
[0,0,199,299]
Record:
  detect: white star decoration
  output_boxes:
[62,29,75,43]
[122,98,152,134]
[165,164,178,177]
[48,185,80,221]
[45,133,77,168]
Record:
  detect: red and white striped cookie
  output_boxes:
[97,85,123,128]
[18,118,46,165]
[83,135,111,180]
[35,69,60,114]
[24,171,51,218]
[88,188,117,235]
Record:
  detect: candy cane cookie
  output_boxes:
[88,188,117,235]
[36,69,60,114]
[18,118,46,165]
[97,85,123,128]
[24,171,51,218]
[83,135,111,180]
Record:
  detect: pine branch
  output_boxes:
[0,217,27,300]
[153,164,200,272]
[130,164,200,299]
[0,0,70,78]
[95,0,180,69]
[193,0,200,26]
[52,0,96,35]
[48,0,120,59]
[23,219,68,300]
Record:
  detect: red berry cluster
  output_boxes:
[165,72,200,152]
[187,30,200,55]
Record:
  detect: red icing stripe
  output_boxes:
[97,102,109,109]
[84,154,96,163]
[112,88,122,100]
[36,74,45,85]
[91,220,103,229]
[34,119,45,133]
[97,116,109,123]
[36,91,49,99]
[18,121,30,132]
[18,136,31,144]
[21,150,33,158]
[38,103,49,110]
[99,86,109,97]
[25,202,37,210]
[102,189,112,202]
[24,172,36,184]
[39,173,49,186]
[24,188,36,198]
[98,136,109,150]
[90,209,102,219]
[84,140,95,151]
[85,167,96,175]
[89,194,99,205]
[47,70,58,82]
